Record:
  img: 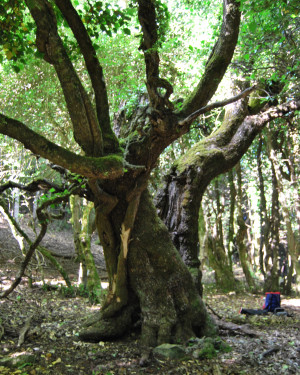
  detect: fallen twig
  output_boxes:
[215,318,261,337]
[259,346,280,359]
[205,302,223,320]
[18,314,33,347]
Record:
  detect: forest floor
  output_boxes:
[0,216,299,375]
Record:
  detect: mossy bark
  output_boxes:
[206,234,236,290]
[70,195,101,297]
[81,200,101,296]
[80,190,217,346]
[155,99,250,289]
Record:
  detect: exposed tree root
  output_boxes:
[79,304,136,341]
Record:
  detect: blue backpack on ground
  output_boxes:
[240,292,288,316]
[263,292,280,312]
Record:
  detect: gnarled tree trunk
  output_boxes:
[80,189,217,346]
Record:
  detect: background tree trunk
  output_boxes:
[267,128,300,283]
[70,195,87,285]
[235,163,256,291]
[70,195,101,299]
[227,169,236,270]
[256,136,269,277]
[263,157,280,292]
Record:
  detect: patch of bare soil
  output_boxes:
[0,218,299,375]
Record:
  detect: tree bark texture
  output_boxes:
[155,96,300,290]
[80,190,217,346]
[155,97,252,283]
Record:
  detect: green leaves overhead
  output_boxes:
[0,0,36,71]
[236,0,300,94]
[0,0,136,71]
[73,1,134,38]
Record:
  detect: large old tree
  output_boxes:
[0,0,299,347]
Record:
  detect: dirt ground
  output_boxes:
[0,216,299,375]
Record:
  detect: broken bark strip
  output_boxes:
[91,180,119,289]
[102,192,142,318]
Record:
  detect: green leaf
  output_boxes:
[248,22,257,33]
[12,65,21,73]
[123,28,131,36]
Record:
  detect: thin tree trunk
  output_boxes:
[70,195,87,285]
[81,200,101,300]
[203,181,236,290]
[235,163,256,291]
[263,159,280,292]
[227,169,236,270]
[256,136,269,277]
[13,188,20,222]
[198,205,207,274]
[70,195,101,299]
[267,131,300,279]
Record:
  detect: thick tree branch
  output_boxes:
[137,0,173,109]
[251,100,300,128]
[179,0,241,117]
[24,0,103,156]
[0,114,124,179]
[178,99,300,176]
[54,0,119,152]
[156,98,300,281]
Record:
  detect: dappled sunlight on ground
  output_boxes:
[282,299,300,307]
[0,219,299,374]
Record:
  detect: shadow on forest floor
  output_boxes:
[0,218,299,374]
